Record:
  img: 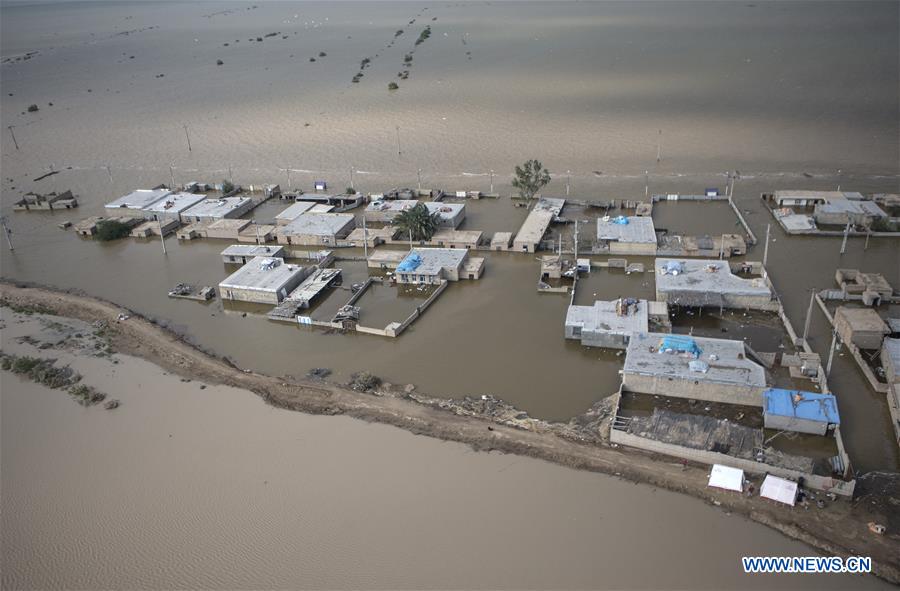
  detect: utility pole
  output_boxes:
[362,214,368,260]
[396,125,401,156]
[157,217,167,255]
[183,124,192,152]
[106,165,114,184]
[408,228,413,250]
[417,168,422,192]
[228,165,233,184]
[865,226,871,250]
[573,219,578,261]
[762,223,770,267]
[287,168,292,191]
[254,221,260,244]
[566,170,571,196]
[7,125,19,150]
[719,233,725,260]
[349,166,354,191]
[840,220,850,255]
[644,170,649,198]
[826,330,838,376]
[489,169,494,194]
[802,288,816,344]
[169,165,176,189]
[1,217,14,250]
[656,129,661,163]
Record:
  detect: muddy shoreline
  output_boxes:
[2,280,899,584]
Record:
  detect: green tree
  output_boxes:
[221,179,235,194]
[394,203,440,241]
[512,159,551,204]
[95,219,131,241]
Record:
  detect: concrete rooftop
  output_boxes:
[144,192,207,215]
[566,300,649,337]
[398,248,467,276]
[184,197,252,218]
[106,189,172,210]
[655,259,772,298]
[219,257,305,293]
[624,332,767,388]
[280,213,355,236]
[596,216,657,244]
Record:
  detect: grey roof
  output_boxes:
[566,300,649,336]
[815,199,887,217]
[774,190,863,203]
[887,318,900,333]
[184,197,253,219]
[655,258,772,298]
[424,201,465,221]
[280,213,355,236]
[221,244,285,258]
[366,199,417,214]
[399,248,467,276]
[624,332,767,388]
[144,192,207,214]
[883,338,900,376]
[596,216,657,244]
[777,213,816,231]
[219,257,305,293]
[275,201,317,221]
[514,198,565,245]
[106,189,172,210]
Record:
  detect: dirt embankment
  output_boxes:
[1,281,899,584]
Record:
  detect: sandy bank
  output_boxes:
[1,281,898,584]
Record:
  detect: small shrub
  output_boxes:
[95,219,131,241]
[216,59,224,66]
[27,104,39,112]
[318,51,326,57]
[346,187,356,195]
[221,179,235,194]
[388,82,399,90]
[68,384,106,406]
[349,372,381,392]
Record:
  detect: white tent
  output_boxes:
[707,464,744,492]
[760,474,798,506]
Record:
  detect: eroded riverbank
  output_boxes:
[2,281,898,585]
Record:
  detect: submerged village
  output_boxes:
[9,166,900,516]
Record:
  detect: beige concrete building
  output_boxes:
[394,248,484,284]
[834,307,890,349]
[276,213,355,246]
[218,257,309,304]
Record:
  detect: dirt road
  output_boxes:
[2,281,898,584]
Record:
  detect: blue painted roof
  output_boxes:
[763,388,840,425]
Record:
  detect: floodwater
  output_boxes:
[0,314,890,590]
[0,1,899,585]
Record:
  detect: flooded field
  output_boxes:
[1,1,898,586]
[1,311,889,589]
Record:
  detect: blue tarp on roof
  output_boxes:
[612,216,629,225]
[658,335,702,358]
[763,388,840,425]
[397,252,423,273]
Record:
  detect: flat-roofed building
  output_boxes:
[204,218,252,239]
[143,192,208,223]
[491,231,513,251]
[513,197,565,253]
[622,332,767,405]
[221,244,285,264]
[834,307,890,349]
[274,201,317,225]
[565,299,649,349]
[346,226,397,248]
[835,269,893,306]
[105,189,173,218]
[276,213,355,246]
[762,388,840,436]
[424,202,466,228]
[394,248,483,284]
[182,197,255,223]
[218,257,309,304]
[769,190,854,207]
[655,258,775,310]
[365,199,466,228]
[814,199,887,227]
[367,249,408,270]
[596,215,657,255]
[428,229,482,249]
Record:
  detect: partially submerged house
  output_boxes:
[564,299,650,349]
[14,190,78,211]
[143,192,207,223]
[595,215,657,256]
[655,259,775,310]
[394,248,484,284]
[427,229,482,249]
[762,388,840,436]
[181,197,255,223]
[883,338,900,449]
[275,213,355,246]
[513,197,565,253]
[834,307,890,349]
[218,257,309,304]
[346,226,397,248]
[105,188,173,218]
[622,332,767,405]
[490,232,513,251]
[274,201,318,225]
[814,198,887,227]
[834,269,893,306]
[364,200,466,228]
[221,244,285,264]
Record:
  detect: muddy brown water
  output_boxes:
[0,314,892,590]
[0,3,899,583]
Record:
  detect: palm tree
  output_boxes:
[394,203,440,241]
